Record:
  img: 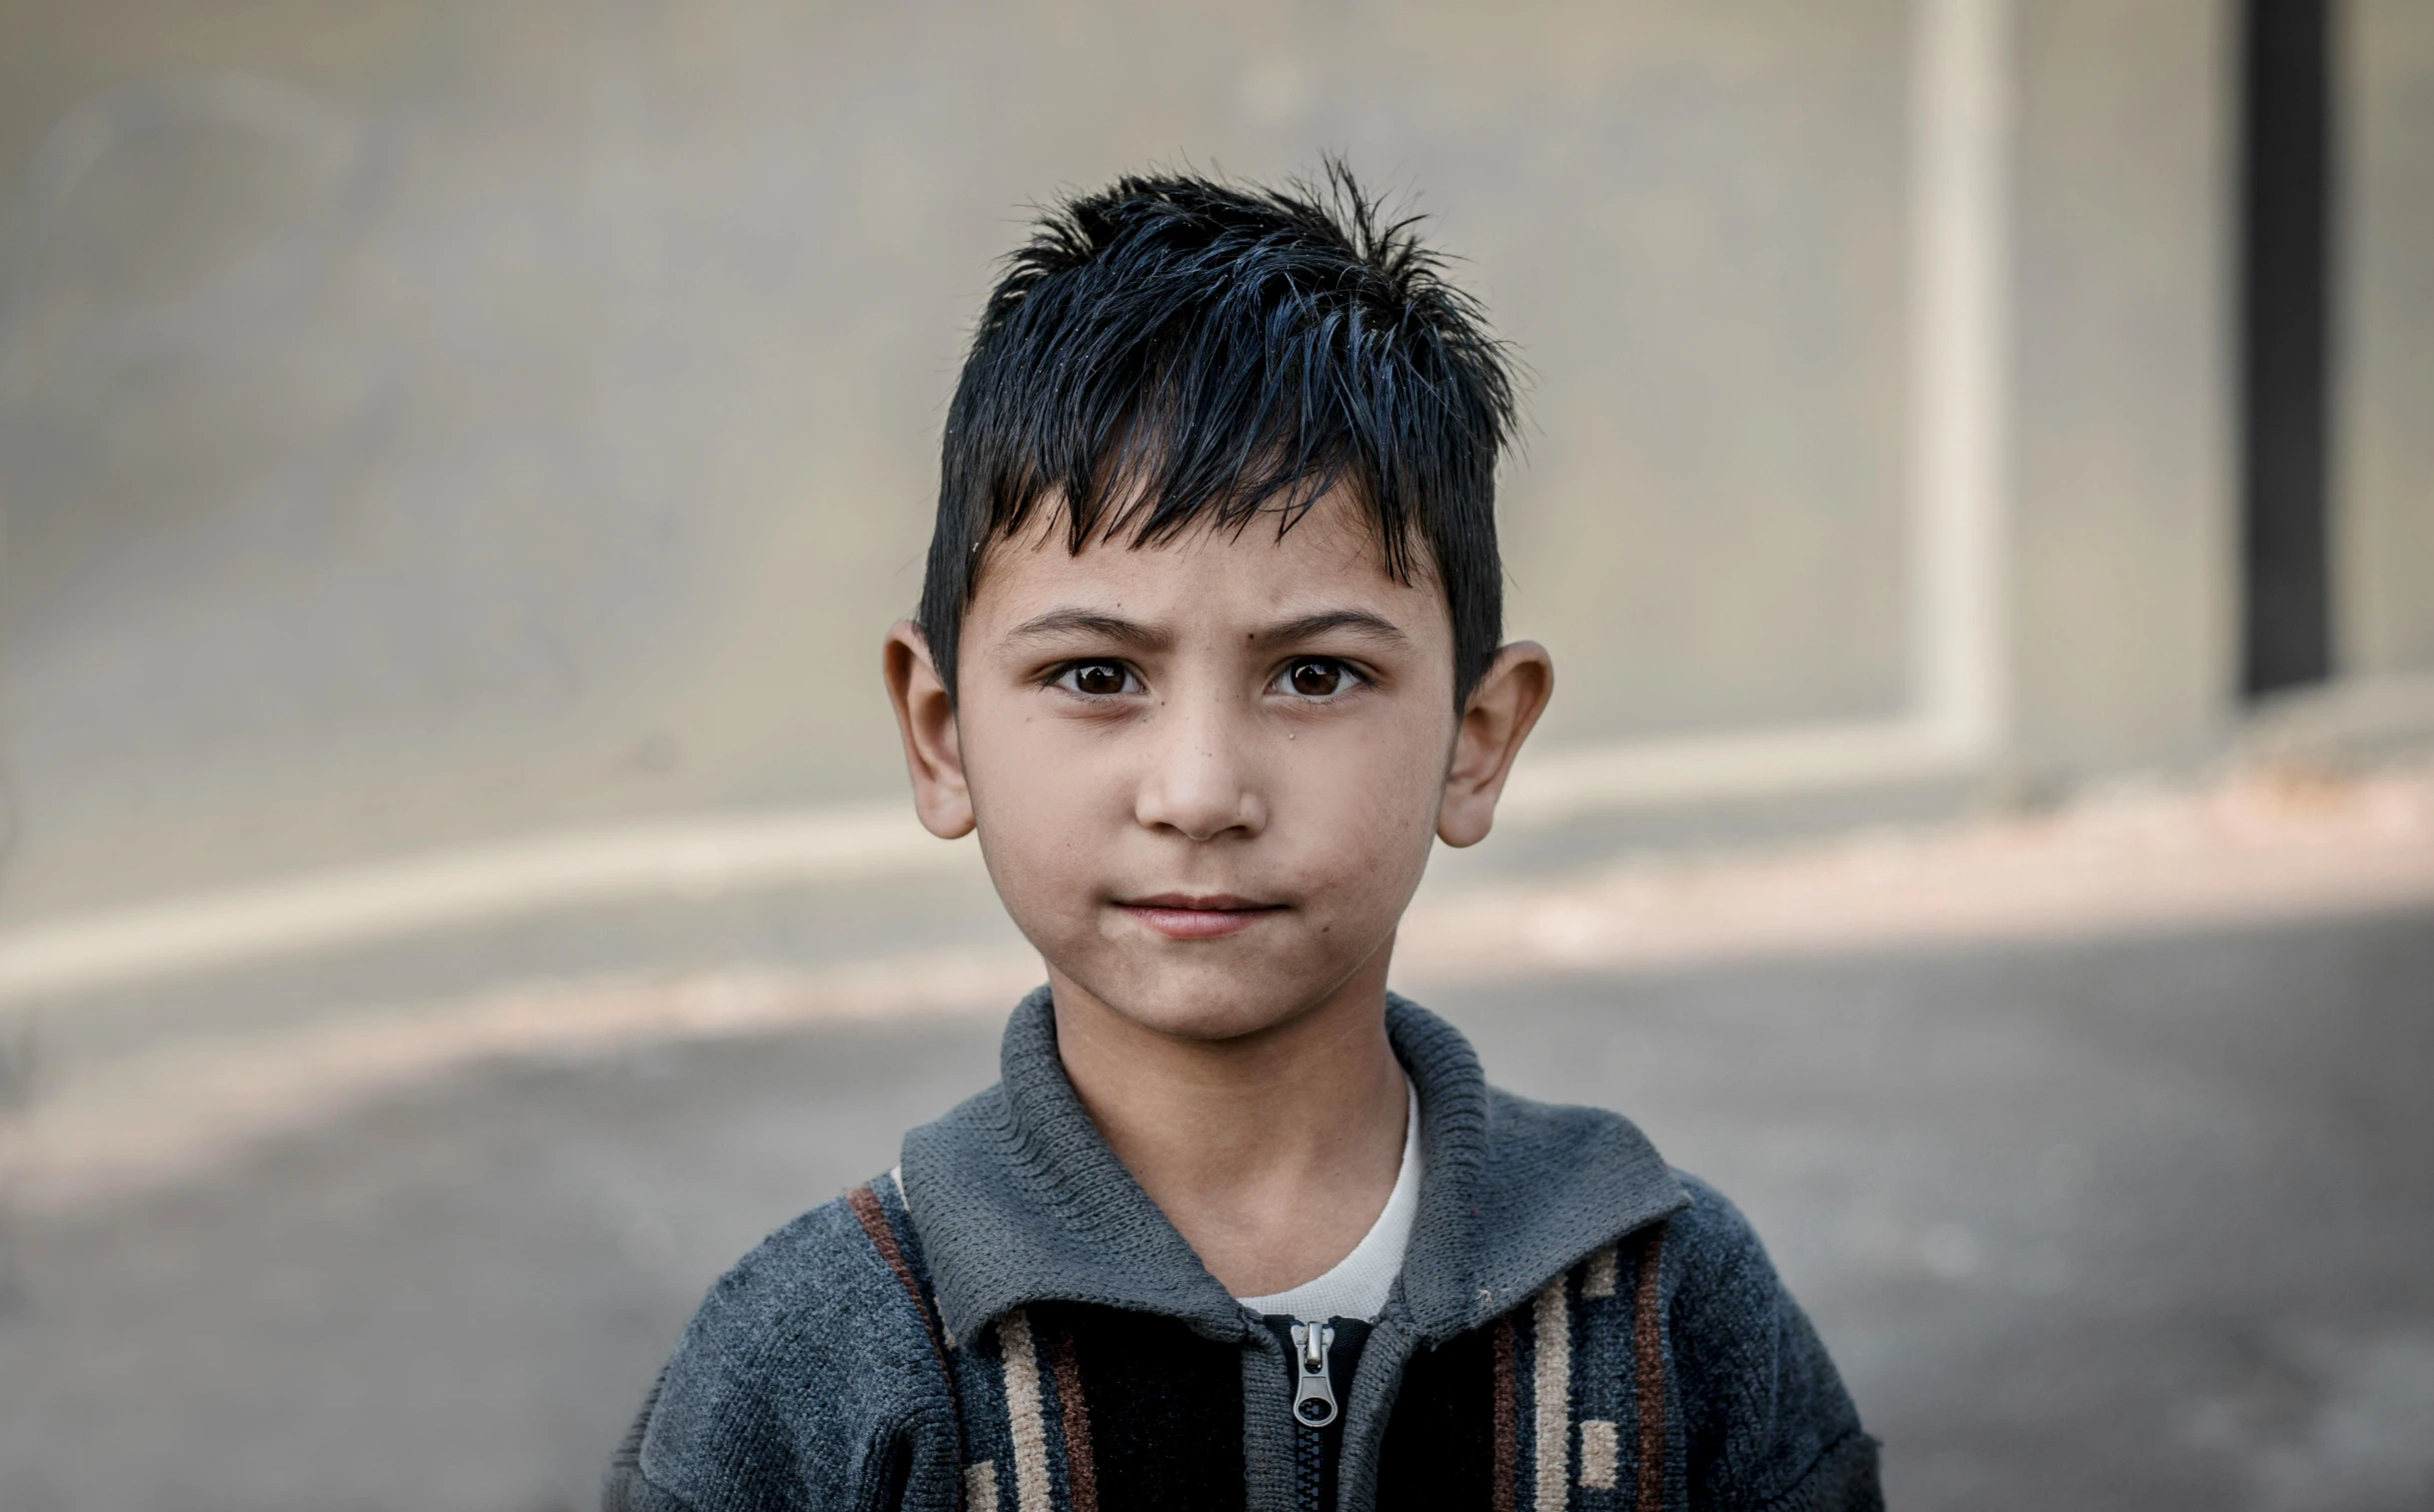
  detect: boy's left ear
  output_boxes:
[1437,641,1554,847]
[884,620,977,840]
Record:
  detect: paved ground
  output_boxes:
[1,901,2429,1512]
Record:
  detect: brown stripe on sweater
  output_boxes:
[1043,1320,1100,1512]
[1491,1313,1519,1512]
[846,1181,969,1510]
[1632,1225,1669,1512]
[847,1184,956,1377]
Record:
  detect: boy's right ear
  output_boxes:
[884,621,977,839]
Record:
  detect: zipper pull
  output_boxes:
[1289,1320,1337,1428]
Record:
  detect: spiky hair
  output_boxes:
[918,160,1521,704]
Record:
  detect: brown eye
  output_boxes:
[1065,662,1133,697]
[1284,660,1348,698]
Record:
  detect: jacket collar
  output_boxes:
[901,987,1685,1348]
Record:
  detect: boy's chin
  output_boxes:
[1058,958,1364,1045]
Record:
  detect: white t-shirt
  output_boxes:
[1233,1080,1422,1322]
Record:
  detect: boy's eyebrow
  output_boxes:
[1001,607,1410,651]
[1259,610,1412,649]
[1003,608,1171,650]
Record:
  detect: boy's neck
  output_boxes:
[1047,951,1412,1300]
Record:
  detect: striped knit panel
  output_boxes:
[1569,1242,1629,1509]
[980,1306,1116,1512]
[1372,1231,1680,1511]
[1492,1266,1577,1512]
[1392,1282,1596,1511]
[1374,1231,1681,1512]
[1494,1237,1674,1512]
[965,1304,1247,1512]
[1628,1228,1675,1512]
[954,1315,1020,1512]
[1485,1276,1569,1511]
[1530,1274,1574,1512]
[1578,1229,1675,1512]
[997,1309,1063,1511]
[1036,1314,1101,1512]
[1492,1314,1520,1511]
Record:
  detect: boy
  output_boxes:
[607,165,1879,1512]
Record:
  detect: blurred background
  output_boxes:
[0,0,2429,1508]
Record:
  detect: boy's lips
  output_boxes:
[1116,893,1285,939]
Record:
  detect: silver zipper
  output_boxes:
[1289,1320,1337,1428]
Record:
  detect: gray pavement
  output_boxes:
[2,903,2431,1512]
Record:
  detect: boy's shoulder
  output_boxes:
[670,1183,924,1363]
[1656,1171,1879,1506]
[619,1179,946,1511]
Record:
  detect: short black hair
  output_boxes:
[917,161,1521,706]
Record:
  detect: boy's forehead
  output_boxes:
[968,490,1444,632]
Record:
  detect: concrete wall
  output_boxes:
[2342,0,2434,681]
[2008,0,2233,784]
[0,0,2415,929]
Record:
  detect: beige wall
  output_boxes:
[2008,0,2234,782]
[0,0,2415,924]
[2342,0,2434,681]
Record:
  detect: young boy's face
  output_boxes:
[887,492,1548,1044]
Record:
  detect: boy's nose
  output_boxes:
[1134,706,1266,841]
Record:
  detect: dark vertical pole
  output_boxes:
[2240,0,2336,697]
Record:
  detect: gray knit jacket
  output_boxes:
[606,990,1880,1512]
